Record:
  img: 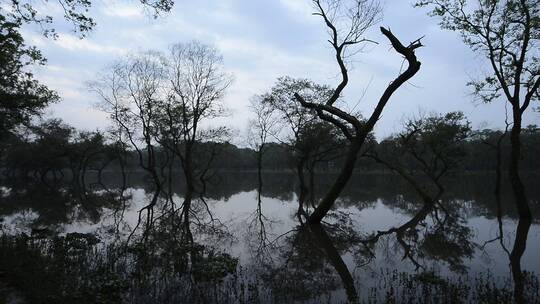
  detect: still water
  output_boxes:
[0,172,539,303]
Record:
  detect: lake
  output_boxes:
[0,172,539,303]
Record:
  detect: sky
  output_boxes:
[23,0,539,142]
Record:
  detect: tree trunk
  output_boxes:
[257,145,263,190]
[297,157,308,216]
[181,145,195,242]
[308,165,316,209]
[510,218,532,304]
[494,133,504,196]
[118,152,127,192]
[70,166,81,194]
[308,140,361,224]
[508,114,531,219]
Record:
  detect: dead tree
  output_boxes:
[294,0,423,224]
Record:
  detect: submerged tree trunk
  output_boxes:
[493,132,505,196]
[180,144,196,243]
[297,156,308,216]
[508,115,531,219]
[81,156,90,195]
[118,151,127,192]
[257,145,264,191]
[70,165,83,196]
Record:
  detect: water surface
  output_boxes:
[0,172,539,303]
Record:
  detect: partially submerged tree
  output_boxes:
[92,41,232,241]
[415,0,540,219]
[247,95,280,189]
[155,41,232,240]
[2,118,117,192]
[65,130,109,195]
[91,51,168,231]
[24,119,73,184]
[294,0,423,224]
[363,113,474,271]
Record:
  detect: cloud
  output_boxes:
[53,34,128,55]
[277,0,316,23]
[102,3,143,18]
[24,0,539,138]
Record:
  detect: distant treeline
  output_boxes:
[1,118,539,184]
[189,127,540,173]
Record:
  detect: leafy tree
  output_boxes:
[261,77,345,213]
[0,15,58,143]
[294,120,346,208]
[3,119,72,183]
[369,112,471,202]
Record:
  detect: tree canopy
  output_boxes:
[0,15,58,141]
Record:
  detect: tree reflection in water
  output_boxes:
[361,198,475,273]
[481,192,535,304]
[510,218,532,304]
[249,214,362,303]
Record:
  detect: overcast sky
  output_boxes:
[24,0,539,142]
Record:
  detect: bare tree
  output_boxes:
[92,42,231,242]
[247,95,280,189]
[245,96,281,256]
[90,51,168,234]
[294,0,423,224]
[156,41,233,242]
[415,0,540,219]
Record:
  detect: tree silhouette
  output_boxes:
[294,0,424,224]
